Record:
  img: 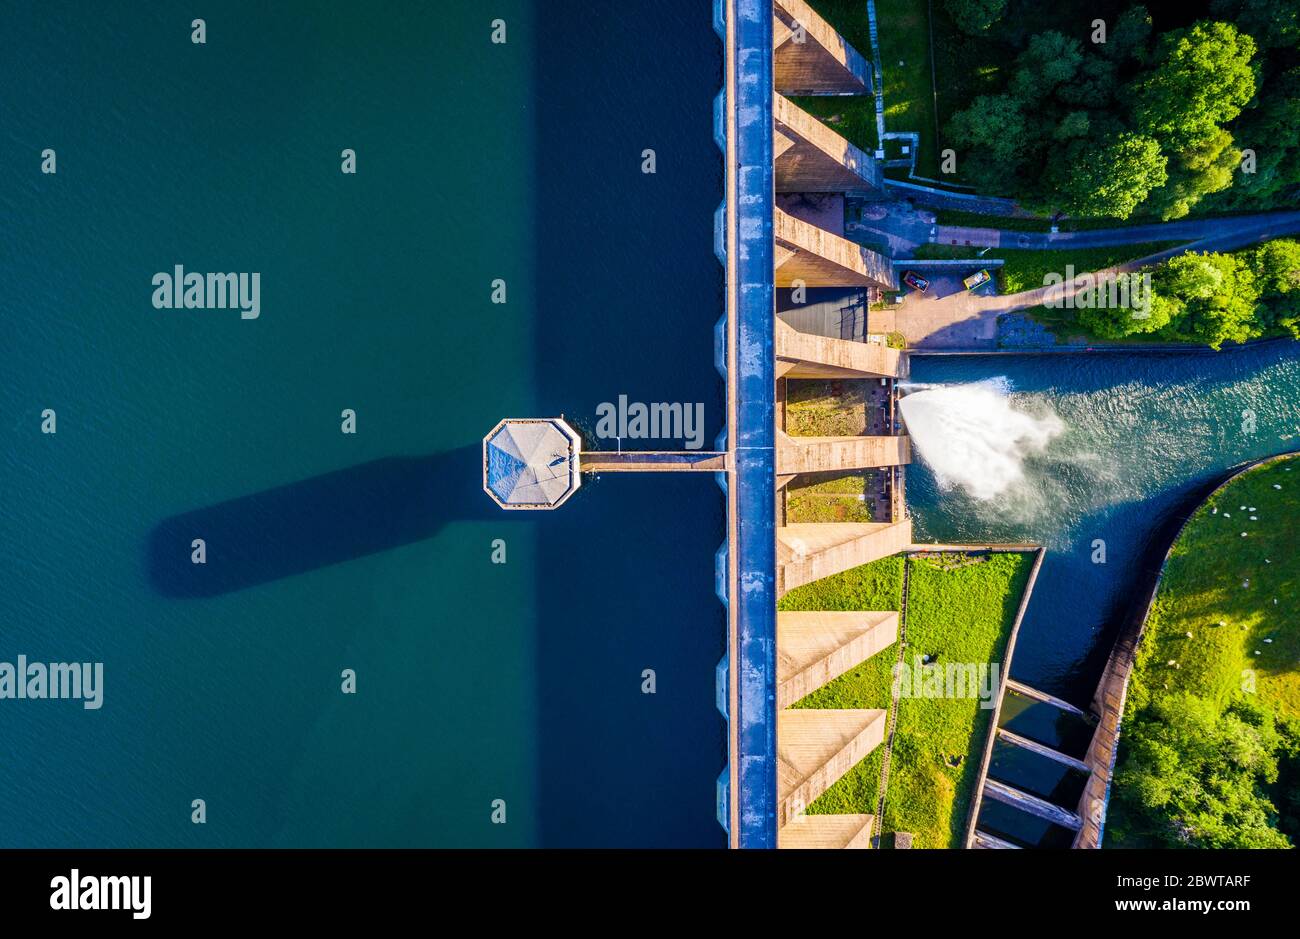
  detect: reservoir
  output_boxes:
[1,0,723,847]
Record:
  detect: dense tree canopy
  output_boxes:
[1207,68,1300,211]
[943,0,1007,36]
[1102,4,1153,62]
[1114,694,1294,849]
[937,3,1298,218]
[1211,0,1300,49]
[1130,21,1257,153]
[1047,132,1167,220]
[945,93,1028,193]
[1076,240,1300,347]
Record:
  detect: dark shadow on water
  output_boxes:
[531,0,726,847]
[147,446,496,598]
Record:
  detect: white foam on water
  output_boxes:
[899,378,1063,502]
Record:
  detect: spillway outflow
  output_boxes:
[898,379,1064,502]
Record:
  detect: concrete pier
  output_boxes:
[1005,679,1087,717]
[777,708,886,827]
[971,830,1022,850]
[983,778,1083,831]
[775,94,882,193]
[777,520,913,595]
[997,728,1091,774]
[777,610,897,709]
[772,0,872,95]
[778,813,874,849]
[776,432,909,475]
[775,208,896,289]
[775,320,903,378]
[579,451,729,472]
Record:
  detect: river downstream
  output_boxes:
[904,341,1300,704]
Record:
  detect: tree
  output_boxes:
[1208,67,1300,211]
[1077,292,1175,339]
[1154,251,1263,348]
[1211,0,1300,49]
[946,94,1029,193]
[1114,693,1291,849]
[1249,239,1300,336]
[944,0,1007,35]
[1145,128,1241,220]
[1103,5,1153,63]
[1051,111,1091,142]
[1047,132,1167,219]
[1251,239,1300,295]
[1130,21,1257,153]
[1009,31,1084,102]
[1056,55,1119,108]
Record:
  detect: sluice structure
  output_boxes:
[486,0,912,849]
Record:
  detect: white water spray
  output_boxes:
[899,378,1064,501]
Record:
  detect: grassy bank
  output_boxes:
[777,551,1034,847]
[1109,456,1300,848]
[785,378,875,437]
[994,244,1182,294]
[874,0,938,178]
[883,552,1032,847]
[932,208,1286,233]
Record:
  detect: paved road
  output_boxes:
[885,210,1300,350]
[855,203,1300,257]
[934,209,1300,252]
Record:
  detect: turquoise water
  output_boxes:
[908,343,1300,702]
[2,1,724,847]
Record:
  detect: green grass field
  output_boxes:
[796,0,940,177]
[874,0,939,178]
[883,553,1033,847]
[1130,457,1300,718]
[776,552,1034,846]
[779,557,904,816]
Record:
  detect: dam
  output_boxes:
[485,0,908,849]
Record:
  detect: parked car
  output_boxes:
[963,269,992,290]
[902,270,929,292]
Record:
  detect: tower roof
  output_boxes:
[482,418,581,509]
